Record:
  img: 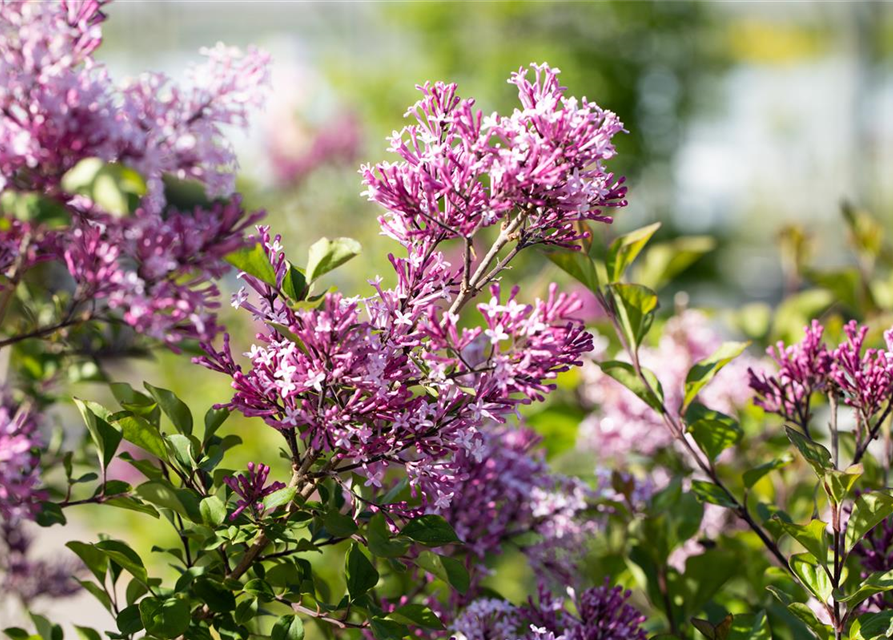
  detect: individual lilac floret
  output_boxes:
[223,462,286,521]
[830,320,893,423]
[361,63,626,250]
[748,320,833,429]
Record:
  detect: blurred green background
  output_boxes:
[37,0,893,630]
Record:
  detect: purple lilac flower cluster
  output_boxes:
[451,581,647,640]
[0,393,43,524]
[200,227,592,507]
[361,63,626,249]
[749,320,893,432]
[0,0,268,345]
[0,522,81,604]
[224,462,287,521]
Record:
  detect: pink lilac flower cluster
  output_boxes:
[423,425,594,602]
[224,462,287,521]
[0,0,270,210]
[199,226,592,507]
[747,320,833,427]
[749,320,893,428]
[0,394,44,524]
[451,581,646,640]
[0,0,268,345]
[361,63,626,249]
[580,310,756,461]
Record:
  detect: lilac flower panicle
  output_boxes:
[198,227,593,507]
[223,462,287,520]
[361,63,626,250]
[830,320,893,421]
[1,522,82,603]
[748,320,833,426]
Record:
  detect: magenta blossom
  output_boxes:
[223,462,286,521]
[361,63,626,250]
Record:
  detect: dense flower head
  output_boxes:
[0,392,44,524]
[749,319,893,429]
[198,226,593,507]
[830,320,893,420]
[748,320,833,426]
[361,63,626,249]
[223,462,286,521]
[580,310,755,461]
[0,0,270,209]
[452,582,647,640]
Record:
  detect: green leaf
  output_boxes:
[846,492,893,555]
[95,540,149,585]
[73,627,101,640]
[136,480,190,518]
[633,235,716,291]
[306,237,362,283]
[786,603,831,640]
[776,519,830,566]
[115,414,167,459]
[66,541,108,582]
[850,610,893,640]
[283,263,307,301]
[790,553,832,601]
[606,222,661,282]
[144,383,193,436]
[262,486,296,512]
[35,501,66,527]
[323,509,358,537]
[683,342,750,410]
[104,496,159,518]
[726,611,771,640]
[545,247,600,292]
[606,283,659,353]
[139,597,189,639]
[199,495,227,527]
[596,360,664,413]
[823,464,863,504]
[370,618,409,640]
[838,570,893,610]
[61,158,146,216]
[203,407,229,443]
[400,515,460,546]
[193,577,235,613]
[691,480,737,509]
[687,418,742,461]
[74,398,122,471]
[415,551,469,594]
[165,433,196,471]
[367,512,410,558]
[743,454,794,489]
[271,615,305,640]
[784,426,833,476]
[116,604,144,635]
[387,604,444,630]
[225,242,278,288]
[345,543,379,599]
